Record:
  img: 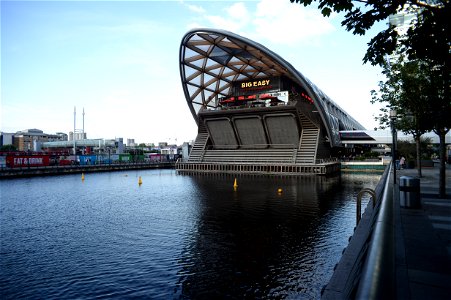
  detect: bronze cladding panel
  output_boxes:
[205,118,238,149]
[233,117,267,148]
[264,114,299,148]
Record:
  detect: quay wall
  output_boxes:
[2,161,389,179]
[0,162,175,179]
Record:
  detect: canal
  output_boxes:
[0,169,381,299]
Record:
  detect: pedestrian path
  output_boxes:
[395,164,451,299]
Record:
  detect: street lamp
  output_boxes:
[390,109,397,184]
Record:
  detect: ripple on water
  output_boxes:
[0,170,381,299]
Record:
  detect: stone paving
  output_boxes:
[395,164,451,299]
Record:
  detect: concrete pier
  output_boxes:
[176,161,341,176]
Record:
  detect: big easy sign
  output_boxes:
[233,77,281,95]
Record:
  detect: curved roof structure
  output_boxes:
[179,28,364,147]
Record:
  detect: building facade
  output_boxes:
[176,29,364,175]
[0,132,15,147]
[13,129,66,151]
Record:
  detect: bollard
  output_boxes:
[399,176,420,208]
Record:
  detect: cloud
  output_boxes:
[226,2,248,19]
[186,3,206,14]
[203,2,250,33]
[196,0,335,46]
[251,0,336,45]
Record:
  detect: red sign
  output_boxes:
[6,155,50,168]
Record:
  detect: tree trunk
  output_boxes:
[415,134,422,178]
[438,129,447,198]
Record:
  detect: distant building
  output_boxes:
[127,139,136,147]
[69,131,87,141]
[160,145,178,155]
[116,138,124,154]
[0,132,15,147]
[56,132,68,141]
[389,6,416,36]
[14,129,66,151]
[42,138,125,155]
[181,142,191,161]
[387,5,417,64]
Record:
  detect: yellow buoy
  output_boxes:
[81,173,85,181]
[138,176,142,185]
[277,188,283,194]
[233,178,238,188]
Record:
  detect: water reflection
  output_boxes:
[176,174,345,299]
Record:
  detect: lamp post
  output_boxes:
[390,109,397,184]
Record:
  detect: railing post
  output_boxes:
[356,188,376,225]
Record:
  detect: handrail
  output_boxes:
[208,144,296,149]
[316,158,339,164]
[355,163,395,299]
[321,163,391,299]
[356,188,376,225]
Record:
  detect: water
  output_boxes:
[0,169,381,299]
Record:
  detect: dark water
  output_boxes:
[0,169,381,299]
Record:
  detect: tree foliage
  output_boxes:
[370,55,441,133]
[0,144,17,152]
[397,138,434,161]
[290,0,450,68]
[370,54,443,177]
[290,0,450,129]
[291,0,450,195]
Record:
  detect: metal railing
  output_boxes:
[321,163,392,299]
[356,188,376,225]
[355,162,395,299]
[207,144,296,149]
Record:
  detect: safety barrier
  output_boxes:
[355,163,395,299]
[322,163,392,299]
[356,188,376,225]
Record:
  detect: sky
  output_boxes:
[1,0,386,145]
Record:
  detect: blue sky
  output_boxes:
[2,0,385,145]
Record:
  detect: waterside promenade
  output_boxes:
[395,165,451,299]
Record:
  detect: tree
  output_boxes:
[290,0,449,66]
[0,144,17,152]
[371,56,438,178]
[291,0,450,197]
[397,137,434,166]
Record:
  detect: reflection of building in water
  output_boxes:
[175,173,377,299]
[176,29,365,176]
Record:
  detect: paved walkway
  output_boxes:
[395,164,451,299]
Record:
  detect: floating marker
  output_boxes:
[138,176,142,185]
[81,173,85,181]
[277,188,283,194]
[233,178,238,188]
